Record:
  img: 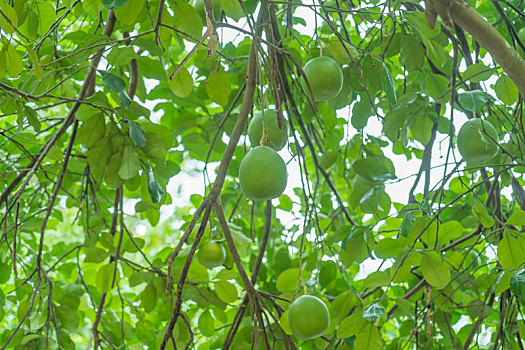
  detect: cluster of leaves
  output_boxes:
[0,0,525,349]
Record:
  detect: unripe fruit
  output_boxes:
[239,146,288,201]
[457,119,499,164]
[303,56,343,101]
[197,241,226,268]
[248,109,287,151]
[288,295,330,340]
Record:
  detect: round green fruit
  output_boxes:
[197,241,226,268]
[193,0,221,21]
[457,118,499,164]
[239,146,288,201]
[303,56,343,101]
[288,295,330,340]
[248,110,287,151]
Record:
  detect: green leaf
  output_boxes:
[105,152,125,188]
[140,282,157,312]
[198,310,215,337]
[80,114,106,148]
[425,73,449,100]
[36,2,56,36]
[57,330,75,350]
[382,62,397,104]
[169,67,193,97]
[421,251,451,289]
[327,39,357,65]
[119,145,141,180]
[17,300,30,321]
[458,90,488,112]
[0,3,17,34]
[114,0,144,26]
[5,43,23,78]
[495,75,518,105]
[362,303,385,322]
[228,223,252,245]
[354,324,382,350]
[101,0,130,9]
[508,208,525,226]
[319,261,338,288]
[21,334,41,345]
[362,271,390,289]
[399,211,416,237]
[463,63,493,83]
[353,156,396,181]
[206,70,231,107]
[472,201,495,228]
[96,264,114,294]
[374,238,406,259]
[214,280,238,303]
[338,314,366,339]
[0,306,4,322]
[400,35,424,71]
[510,269,525,298]
[25,46,43,79]
[220,0,244,21]
[147,167,164,203]
[107,46,137,66]
[56,305,80,331]
[341,227,370,265]
[87,137,113,176]
[100,71,132,108]
[276,268,300,292]
[173,1,204,39]
[129,121,146,148]
[498,231,525,269]
[351,99,374,130]
[24,106,41,132]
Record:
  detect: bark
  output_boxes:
[426,0,525,97]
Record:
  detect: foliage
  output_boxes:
[0,0,525,349]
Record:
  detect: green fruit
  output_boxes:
[457,119,499,164]
[193,0,221,21]
[197,242,226,268]
[239,146,287,201]
[248,109,287,151]
[288,295,330,340]
[303,56,343,101]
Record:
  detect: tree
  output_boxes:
[0,0,524,348]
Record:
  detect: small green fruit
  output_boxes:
[248,109,287,151]
[457,119,499,164]
[239,146,288,201]
[288,295,330,340]
[303,56,343,101]
[197,241,226,268]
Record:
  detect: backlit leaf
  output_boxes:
[421,251,451,289]
[169,67,193,97]
[214,280,238,303]
[119,145,141,180]
[495,75,518,105]
[206,70,231,106]
[498,231,525,269]
[354,324,382,350]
